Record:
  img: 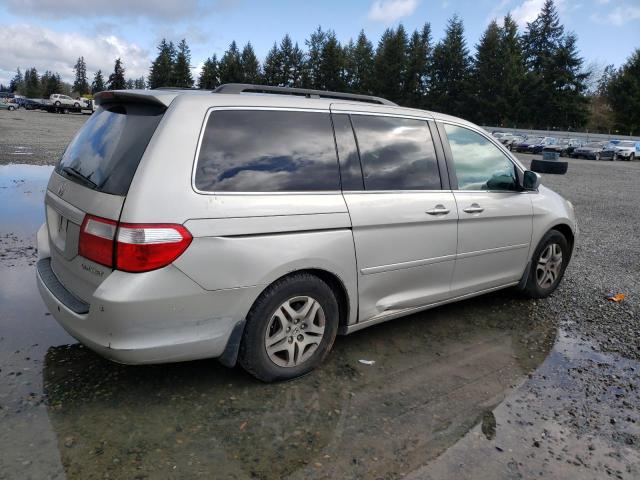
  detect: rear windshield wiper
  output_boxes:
[61,166,97,190]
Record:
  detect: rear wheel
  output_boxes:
[239,273,339,382]
[595,152,601,161]
[630,153,636,162]
[522,230,570,299]
[74,102,80,108]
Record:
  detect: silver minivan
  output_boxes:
[37,84,577,381]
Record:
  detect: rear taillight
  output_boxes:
[115,223,192,273]
[78,215,192,273]
[79,215,117,267]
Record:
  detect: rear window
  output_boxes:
[194,110,340,192]
[56,103,165,196]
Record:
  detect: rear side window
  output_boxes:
[56,103,164,196]
[194,110,340,192]
[350,115,441,190]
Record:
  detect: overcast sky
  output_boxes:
[0,0,638,87]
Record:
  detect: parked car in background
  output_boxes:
[546,138,580,156]
[505,135,525,151]
[572,142,607,160]
[0,101,17,111]
[20,98,45,110]
[515,136,544,152]
[48,94,82,108]
[600,140,639,161]
[36,84,576,382]
[530,137,558,154]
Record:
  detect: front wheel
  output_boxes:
[239,273,339,382]
[595,153,601,161]
[74,102,80,108]
[522,230,570,299]
[54,101,61,107]
[630,153,636,162]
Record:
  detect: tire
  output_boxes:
[530,159,568,174]
[54,101,61,107]
[239,273,339,382]
[595,152,600,161]
[74,102,80,108]
[612,153,617,161]
[630,153,636,162]
[522,230,570,299]
[8,106,14,111]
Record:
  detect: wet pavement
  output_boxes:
[0,158,638,479]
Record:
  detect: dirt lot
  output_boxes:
[0,109,638,479]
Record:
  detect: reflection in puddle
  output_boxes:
[42,296,554,479]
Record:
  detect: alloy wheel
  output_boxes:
[264,296,326,368]
[536,243,563,289]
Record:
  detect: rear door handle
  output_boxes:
[463,203,484,214]
[426,205,450,216]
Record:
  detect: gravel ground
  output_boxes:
[0,109,87,165]
[0,111,638,479]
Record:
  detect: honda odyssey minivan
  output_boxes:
[37,84,577,381]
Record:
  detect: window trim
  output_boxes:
[191,106,342,196]
[437,120,529,193]
[341,112,446,193]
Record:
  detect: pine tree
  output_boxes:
[9,68,23,94]
[472,20,502,125]
[550,33,589,129]
[500,14,526,126]
[92,70,106,93]
[148,39,176,89]
[219,41,243,84]
[125,78,135,89]
[134,76,146,89]
[73,57,89,94]
[41,71,62,97]
[405,23,432,106]
[24,68,40,97]
[198,55,219,89]
[263,43,281,86]
[374,25,408,104]
[345,30,375,94]
[429,15,472,116]
[606,49,640,135]
[278,34,304,87]
[240,42,261,83]
[303,26,326,88]
[107,58,126,90]
[318,31,345,91]
[173,39,194,88]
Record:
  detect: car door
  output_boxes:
[332,112,458,323]
[438,122,533,296]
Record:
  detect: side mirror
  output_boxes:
[522,170,540,191]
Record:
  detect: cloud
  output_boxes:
[0,0,238,21]
[604,4,640,25]
[510,0,567,26]
[0,24,150,86]
[368,0,420,23]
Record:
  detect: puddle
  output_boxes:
[0,164,556,479]
[0,163,53,235]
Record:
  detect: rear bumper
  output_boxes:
[36,257,261,365]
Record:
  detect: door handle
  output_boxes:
[426,205,450,216]
[463,203,484,214]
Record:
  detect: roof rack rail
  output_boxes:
[152,87,202,90]
[213,83,397,106]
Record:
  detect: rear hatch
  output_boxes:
[45,101,166,303]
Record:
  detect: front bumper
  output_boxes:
[36,257,261,365]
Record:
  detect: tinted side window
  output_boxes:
[332,114,363,190]
[195,110,340,192]
[444,124,517,191]
[350,115,441,191]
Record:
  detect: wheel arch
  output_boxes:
[218,267,353,368]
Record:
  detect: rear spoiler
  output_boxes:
[94,90,177,108]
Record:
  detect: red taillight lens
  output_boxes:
[115,223,192,273]
[79,215,117,267]
[78,216,192,273]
